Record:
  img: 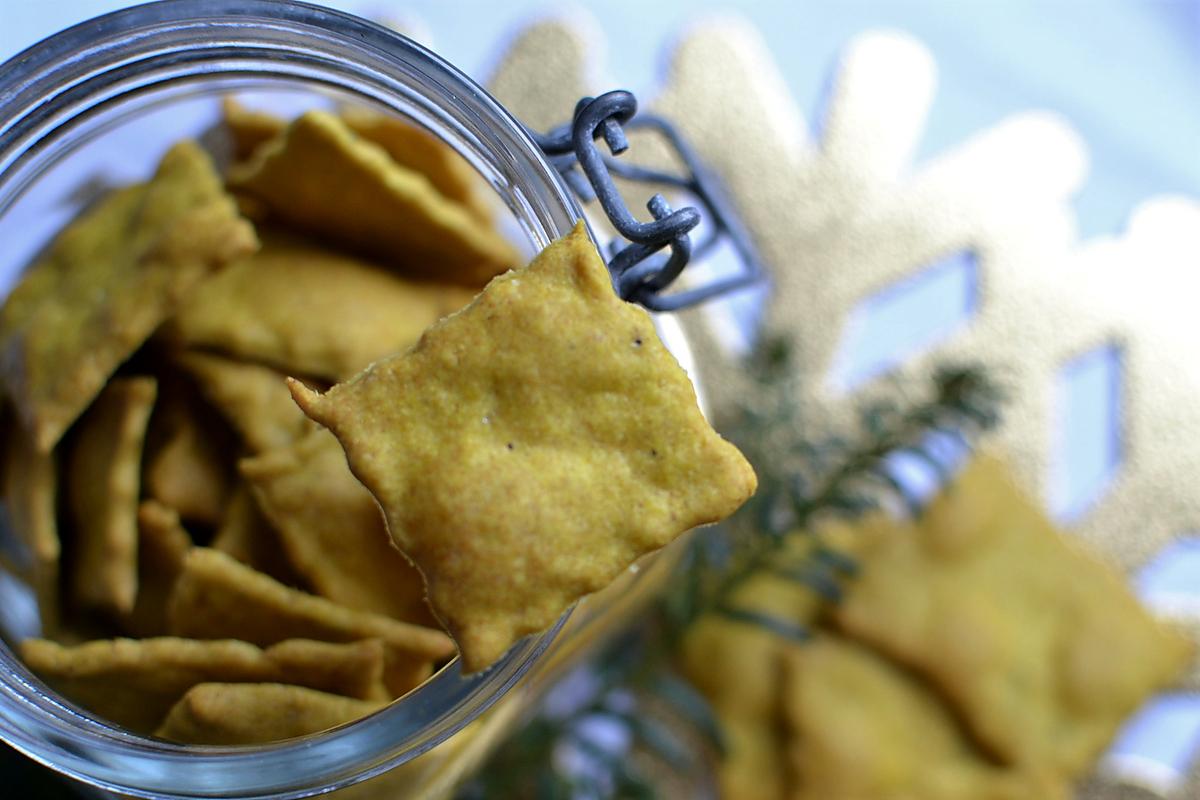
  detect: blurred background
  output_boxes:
[5,0,1198,240]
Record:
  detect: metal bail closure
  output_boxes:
[527,90,766,312]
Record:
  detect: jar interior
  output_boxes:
[0,3,703,794]
[0,6,584,795]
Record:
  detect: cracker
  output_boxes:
[781,636,1068,800]
[211,484,306,586]
[832,454,1194,775]
[164,231,477,381]
[263,639,389,702]
[683,615,788,800]
[124,501,192,637]
[222,102,493,223]
[719,718,789,800]
[66,377,158,616]
[228,111,518,286]
[0,142,257,451]
[221,98,286,162]
[167,548,454,694]
[681,575,810,718]
[341,107,494,223]
[155,682,385,745]
[143,379,233,524]
[291,223,757,672]
[240,429,431,623]
[20,636,388,734]
[176,351,318,453]
[680,569,839,800]
[2,414,61,630]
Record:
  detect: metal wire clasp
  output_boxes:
[528,91,764,312]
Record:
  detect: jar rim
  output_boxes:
[0,1,580,797]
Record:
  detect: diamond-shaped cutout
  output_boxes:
[1136,536,1200,618]
[880,430,971,507]
[1049,344,1122,523]
[830,250,978,392]
[1102,693,1200,795]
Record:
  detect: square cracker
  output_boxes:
[20,636,387,734]
[240,429,431,623]
[176,352,318,453]
[682,610,789,800]
[163,231,476,382]
[142,378,234,524]
[222,100,493,224]
[221,97,286,162]
[832,454,1193,775]
[262,639,390,702]
[679,539,858,800]
[0,141,256,452]
[211,484,306,587]
[167,547,454,695]
[291,223,757,672]
[124,500,192,637]
[681,573,820,720]
[341,107,494,223]
[781,635,1067,800]
[2,413,61,631]
[66,377,158,616]
[228,111,517,286]
[155,682,385,745]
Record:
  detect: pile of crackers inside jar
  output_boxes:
[682,455,1194,800]
[0,99,757,745]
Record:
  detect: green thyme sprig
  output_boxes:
[662,338,1003,644]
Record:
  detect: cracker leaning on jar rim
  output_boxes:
[0,96,756,745]
[292,222,758,673]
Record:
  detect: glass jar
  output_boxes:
[0,1,697,797]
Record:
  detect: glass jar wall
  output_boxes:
[0,2,694,797]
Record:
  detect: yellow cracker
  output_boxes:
[223,102,494,224]
[164,231,477,381]
[176,351,318,453]
[681,574,812,718]
[833,454,1193,775]
[22,637,268,732]
[0,142,257,451]
[240,429,431,623]
[291,223,757,672]
[719,718,790,800]
[168,548,454,695]
[124,500,192,637]
[211,484,306,587]
[66,377,158,616]
[20,636,387,734]
[155,682,385,745]
[342,107,494,223]
[263,639,389,703]
[2,413,61,630]
[221,98,286,162]
[683,615,788,800]
[680,565,847,800]
[143,381,233,524]
[781,636,1067,800]
[228,111,518,286]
